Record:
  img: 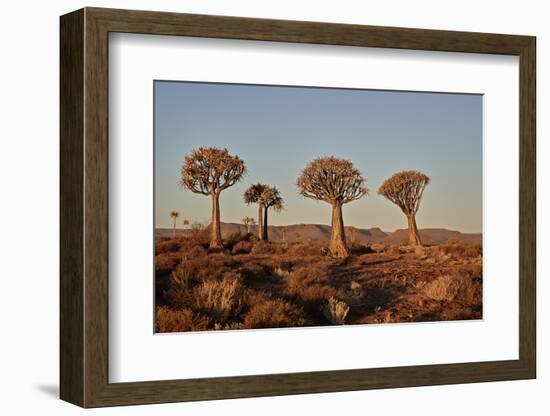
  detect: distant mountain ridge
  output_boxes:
[156,222,482,245]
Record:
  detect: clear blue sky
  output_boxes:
[155,81,482,233]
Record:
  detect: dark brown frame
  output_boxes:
[60,7,536,408]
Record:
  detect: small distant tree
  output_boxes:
[297,156,368,258]
[189,221,207,241]
[378,170,430,246]
[182,219,190,228]
[260,186,284,241]
[244,183,268,240]
[242,216,256,234]
[170,211,179,239]
[181,147,246,248]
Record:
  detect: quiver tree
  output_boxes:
[244,183,283,241]
[181,147,246,248]
[378,170,430,246]
[242,216,255,234]
[170,211,179,239]
[244,183,267,240]
[297,157,368,258]
[259,185,284,241]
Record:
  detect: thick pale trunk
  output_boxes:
[257,205,264,240]
[263,207,269,241]
[329,203,350,258]
[407,214,422,246]
[210,193,222,248]
[172,218,176,239]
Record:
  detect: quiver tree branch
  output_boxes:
[378,170,429,246]
[181,147,246,248]
[297,156,368,258]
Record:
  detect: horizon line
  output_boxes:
[155,222,483,235]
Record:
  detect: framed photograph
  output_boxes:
[60,7,536,408]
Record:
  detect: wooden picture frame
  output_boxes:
[60,7,536,408]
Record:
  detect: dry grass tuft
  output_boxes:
[322,297,350,325]
[251,241,285,255]
[286,242,326,257]
[423,275,459,301]
[155,306,209,332]
[232,240,252,255]
[155,253,181,274]
[423,272,482,305]
[243,299,306,329]
[193,274,243,324]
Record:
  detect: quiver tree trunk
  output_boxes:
[172,219,176,239]
[257,205,264,241]
[329,203,350,258]
[407,214,422,246]
[263,207,269,241]
[210,193,223,249]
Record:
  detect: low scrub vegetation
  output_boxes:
[155,234,483,332]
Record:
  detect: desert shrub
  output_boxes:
[286,264,331,286]
[232,240,252,255]
[398,245,416,254]
[156,238,180,255]
[295,284,339,303]
[170,260,197,289]
[350,243,375,255]
[238,262,274,284]
[243,299,306,329]
[423,273,482,305]
[423,275,459,301]
[322,297,350,325]
[287,242,325,257]
[178,253,237,282]
[363,286,395,311]
[427,243,482,261]
[387,244,401,255]
[273,266,291,279]
[155,306,209,332]
[155,252,181,274]
[240,288,274,310]
[188,223,210,245]
[414,246,426,257]
[163,284,194,310]
[273,260,294,272]
[282,267,339,323]
[193,273,243,324]
[224,232,252,251]
[168,258,202,283]
[250,241,285,255]
[184,242,208,256]
[445,243,482,258]
[455,274,482,306]
[447,236,461,245]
